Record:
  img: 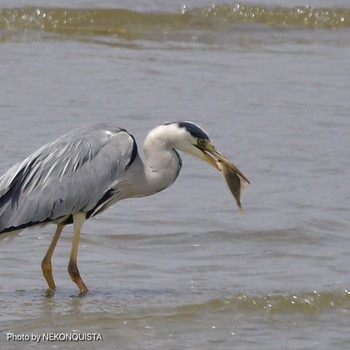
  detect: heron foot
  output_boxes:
[68,260,89,294]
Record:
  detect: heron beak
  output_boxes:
[199,142,250,185]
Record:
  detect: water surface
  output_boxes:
[1,1,350,349]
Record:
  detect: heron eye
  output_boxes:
[197,139,206,147]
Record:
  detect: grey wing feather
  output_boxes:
[0,123,136,233]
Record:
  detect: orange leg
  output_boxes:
[68,212,88,294]
[41,224,64,291]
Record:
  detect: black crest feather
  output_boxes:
[177,122,210,140]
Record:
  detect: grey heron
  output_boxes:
[0,121,249,294]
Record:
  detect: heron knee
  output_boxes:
[68,260,81,280]
[41,258,56,290]
[41,258,51,274]
[68,260,88,294]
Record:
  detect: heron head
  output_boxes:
[174,121,250,210]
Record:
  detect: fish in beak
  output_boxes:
[197,141,250,212]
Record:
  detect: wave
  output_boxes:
[0,4,349,40]
[176,290,350,315]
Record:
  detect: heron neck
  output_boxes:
[142,142,182,196]
[123,125,182,198]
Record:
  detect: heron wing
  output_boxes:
[0,123,137,233]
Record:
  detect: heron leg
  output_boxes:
[68,212,88,294]
[41,224,64,291]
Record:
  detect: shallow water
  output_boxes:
[1,1,350,349]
